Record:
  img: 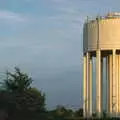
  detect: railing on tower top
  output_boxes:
[85,12,120,24]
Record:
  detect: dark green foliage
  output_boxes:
[92,112,97,117]
[102,111,107,118]
[2,67,32,92]
[48,105,74,120]
[74,108,83,117]
[0,91,46,120]
[0,67,46,120]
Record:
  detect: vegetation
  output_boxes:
[0,67,46,120]
[0,67,117,120]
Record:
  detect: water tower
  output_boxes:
[83,12,120,117]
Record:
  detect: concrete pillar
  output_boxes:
[96,50,102,116]
[105,57,108,113]
[101,57,103,113]
[106,56,110,115]
[116,54,119,113]
[118,55,120,112]
[108,55,113,115]
[83,55,87,117]
[89,57,92,116]
[86,52,90,117]
[83,52,92,117]
[112,50,116,115]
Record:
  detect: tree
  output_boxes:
[1,67,32,92]
[0,67,46,120]
[74,108,83,117]
[48,105,74,120]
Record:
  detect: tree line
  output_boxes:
[0,67,83,120]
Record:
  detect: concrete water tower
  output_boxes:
[83,12,120,117]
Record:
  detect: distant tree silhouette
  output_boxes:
[0,67,46,120]
[1,67,32,92]
[74,108,83,117]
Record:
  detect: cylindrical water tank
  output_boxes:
[83,14,120,53]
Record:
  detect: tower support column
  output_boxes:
[83,54,87,117]
[112,50,116,116]
[106,56,109,114]
[89,57,92,116]
[116,54,119,114]
[118,55,120,113]
[96,50,102,116]
[86,52,90,117]
[83,52,92,118]
[108,55,113,115]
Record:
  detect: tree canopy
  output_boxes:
[0,67,46,120]
[2,67,32,92]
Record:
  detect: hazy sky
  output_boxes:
[0,0,119,109]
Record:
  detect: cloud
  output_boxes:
[48,6,87,32]
[57,7,80,14]
[50,0,68,3]
[49,13,86,24]
[23,0,33,2]
[0,10,27,23]
[48,0,88,26]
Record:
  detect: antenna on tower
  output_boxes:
[87,16,89,23]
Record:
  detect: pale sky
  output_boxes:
[0,0,119,109]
